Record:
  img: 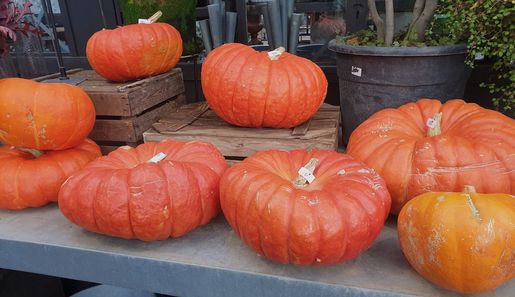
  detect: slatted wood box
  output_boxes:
[36,69,186,154]
[143,103,340,164]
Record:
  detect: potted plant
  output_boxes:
[328,0,470,142]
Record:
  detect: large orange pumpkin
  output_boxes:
[0,139,101,210]
[201,44,328,128]
[398,186,514,294]
[347,99,515,214]
[86,23,183,82]
[58,140,227,241]
[220,150,391,265]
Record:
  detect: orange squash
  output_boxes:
[0,139,101,210]
[86,23,183,82]
[201,44,328,128]
[0,78,96,150]
[347,99,515,214]
[398,186,515,294]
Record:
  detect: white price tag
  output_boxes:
[351,66,362,77]
[267,50,282,60]
[148,152,167,163]
[138,18,152,24]
[298,167,316,184]
[426,118,437,129]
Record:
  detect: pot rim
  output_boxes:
[328,40,468,57]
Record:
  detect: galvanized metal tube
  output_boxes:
[267,0,284,48]
[198,19,213,53]
[288,13,303,54]
[286,0,295,19]
[207,4,223,48]
[260,4,275,49]
[220,1,226,43]
[225,12,237,43]
[279,0,288,46]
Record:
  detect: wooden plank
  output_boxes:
[33,68,83,82]
[153,102,209,132]
[291,119,311,136]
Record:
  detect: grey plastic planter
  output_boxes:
[328,41,470,143]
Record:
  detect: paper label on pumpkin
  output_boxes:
[351,66,362,77]
[426,118,437,129]
[138,18,152,24]
[298,167,316,183]
[148,152,167,163]
[268,50,282,60]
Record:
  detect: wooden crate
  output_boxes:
[36,68,186,154]
[143,103,340,163]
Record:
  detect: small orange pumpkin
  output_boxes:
[398,186,515,294]
[86,23,183,82]
[0,78,96,150]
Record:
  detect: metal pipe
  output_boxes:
[288,13,303,54]
[267,0,284,48]
[225,12,237,43]
[198,20,213,53]
[286,0,295,19]
[260,4,275,49]
[279,0,288,46]
[220,1,226,43]
[207,3,223,48]
[41,0,67,79]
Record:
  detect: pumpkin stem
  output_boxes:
[268,47,286,60]
[148,11,162,24]
[427,112,442,137]
[294,158,318,186]
[463,185,477,193]
[147,152,167,163]
[12,147,44,158]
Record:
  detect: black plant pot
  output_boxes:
[328,41,470,143]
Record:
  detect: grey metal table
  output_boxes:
[0,205,512,297]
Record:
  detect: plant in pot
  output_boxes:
[328,0,470,143]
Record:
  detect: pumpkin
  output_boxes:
[398,186,515,294]
[86,22,183,82]
[58,140,227,241]
[0,78,96,150]
[347,99,515,214]
[201,43,328,128]
[220,150,391,265]
[0,139,101,210]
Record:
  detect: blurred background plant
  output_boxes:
[0,0,38,55]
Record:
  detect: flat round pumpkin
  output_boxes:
[220,150,391,265]
[398,186,515,294]
[58,140,228,241]
[0,78,96,150]
[347,99,515,214]
[0,139,101,210]
[86,23,183,82]
[201,43,328,128]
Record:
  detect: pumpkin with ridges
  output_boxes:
[0,139,101,210]
[58,140,227,241]
[347,98,515,214]
[398,186,515,294]
[201,44,328,128]
[86,23,182,82]
[220,150,391,265]
[0,78,96,150]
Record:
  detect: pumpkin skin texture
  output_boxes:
[86,23,183,82]
[347,99,515,214]
[0,139,101,210]
[398,187,515,294]
[58,140,228,241]
[0,78,96,150]
[201,43,328,128]
[220,150,391,265]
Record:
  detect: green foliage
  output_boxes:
[430,0,514,111]
[119,0,200,55]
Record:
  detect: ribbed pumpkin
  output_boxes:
[220,150,391,265]
[201,43,328,128]
[398,186,515,294]
[0,139,101,210]
[0,78,96,150]
[347,99,515,214]
[58,140,227,241]
[86,23,183,82]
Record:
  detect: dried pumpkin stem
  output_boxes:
[148,10,163,24]
[294,158,318,186]
[427,112,442,137]
[268,47,286,61]
[463,185,477,193]
[463,185,482,222]
[13,147,44,158]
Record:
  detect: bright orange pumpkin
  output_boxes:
[0,78,96,150]
[347,99,515,214]
[398,186,515,294]
[201,43,328,128]
[0,139,101,210]
[220,150,391,265]
[58,140,227,241]
[86,23,183,82]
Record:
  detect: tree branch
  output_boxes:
[385,0,394,46]
[414,0,438,41]
[367,0,385,43]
